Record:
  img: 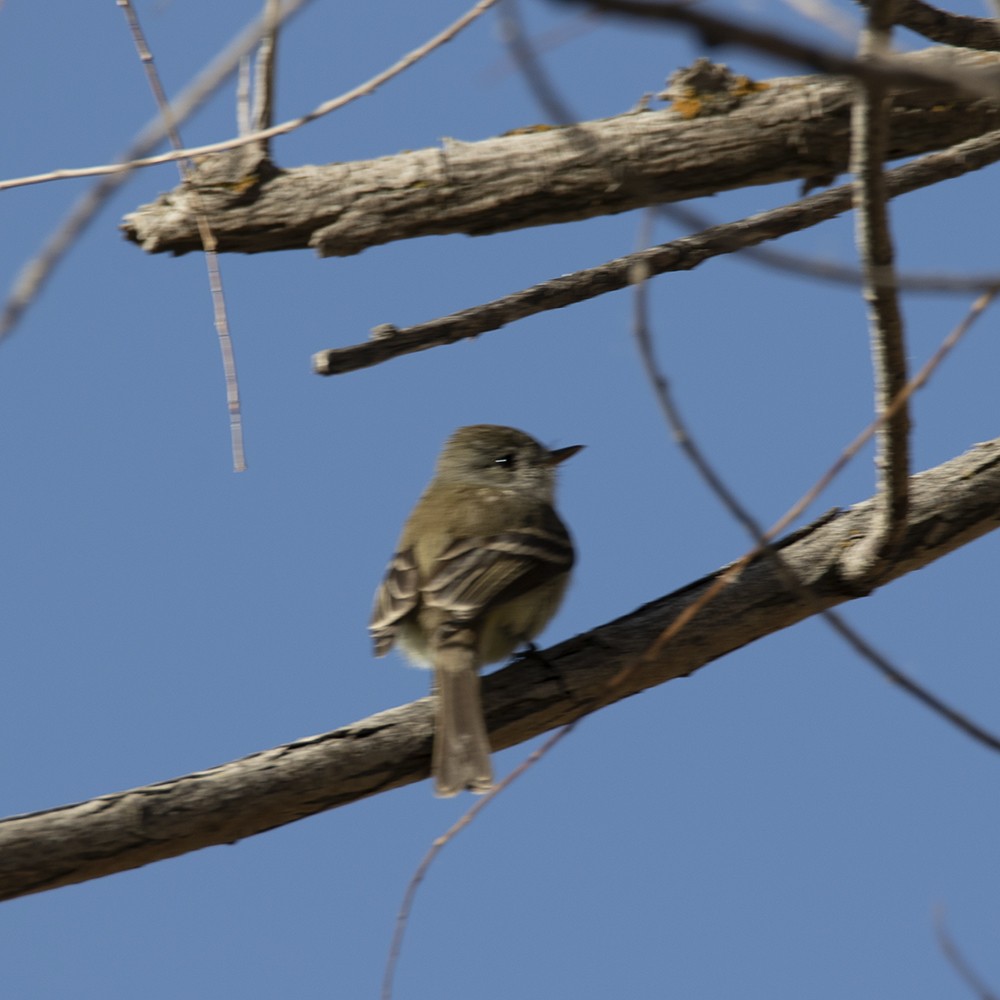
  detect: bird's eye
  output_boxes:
[494,452,517,469]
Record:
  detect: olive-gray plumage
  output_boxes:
[370,425,580,796]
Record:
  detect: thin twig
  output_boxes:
[564,0,1000,97]
[313,127,1000,376]
[502,3,998,305]
[934,907,1000,1000]
[781,0,859,42]
[767,289,997,542]
[630,248,765,543]
[659,203,1000,296]
[503,0,999,350]
[381,723,577,1000]
[252,0,281,142]
[639,287,995,668]
[117,0,246,471]
[482,11,599,85]
[0,0,312,344]
[497,0,578,126]
[822,610,1000,752]
[0,0,499,195]
[630,216,1000,755]
[843,0,910,578]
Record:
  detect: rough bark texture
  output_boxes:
[862,0,1000,52]
[121,47,1000,258]
[311,124,1000,375]
[2,436,998,902]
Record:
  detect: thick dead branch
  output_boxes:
[313,126,1000,375]
[122,47,1000,258]
[859,0,1000,52]
[2,437,999,903]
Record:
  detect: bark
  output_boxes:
[858,0,1000,52]
[1,436,998,902]
[121,47,1000,258]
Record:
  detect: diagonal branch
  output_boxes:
[0,0,499,196]
[661,202,1000,295]
[0,0,312,344]
[381,722,578,1000]
[857,0,1000,52]
[1,437,999,903]
[934,908,1000,1000]
[630,220,997,756]
[568,0,1000,96]
[121,47,1000,258]
[118,0,247,471]
[313,127,1000,375]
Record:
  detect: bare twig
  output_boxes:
[482,11,599,85]
[381,724,576,1000]
[497,0,578,126]
[563,0,1000,97]
[856,0,1000,52]
[630,220,1000,754]
[768,289,997,541]
[0,0,499,195]
[822,610,1000,752]
[0,0,312,344]
[117,0,246,471]
[501,4,999,307]
[659,203,1000,296]
[842,0,910,578]
[252,0,281,145]
[640,287,995,670]
[781,0,859,42]
[7,1,999,198]
[313,127,1000,375]
[630,241,765,544]
[934,907,1000,1000]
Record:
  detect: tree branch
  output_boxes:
[858,0,1000,53]
[569,0,1000,95]
[313,126,1000,375]
[842,0,911,578]
[0,0,312,344]
[2,436,999,903]
[660,201,1000,295]
[251,0,281,145]
[121,47,1000,258]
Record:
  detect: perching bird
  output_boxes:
[370,424,581,796]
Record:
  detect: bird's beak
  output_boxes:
[548,444,584,465]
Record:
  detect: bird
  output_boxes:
[370,424,581,796]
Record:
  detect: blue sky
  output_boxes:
[2,1,999,997]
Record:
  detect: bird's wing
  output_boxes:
[424,516,574,620]
[369,546,419,656]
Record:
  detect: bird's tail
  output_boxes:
[432,636,494,797]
